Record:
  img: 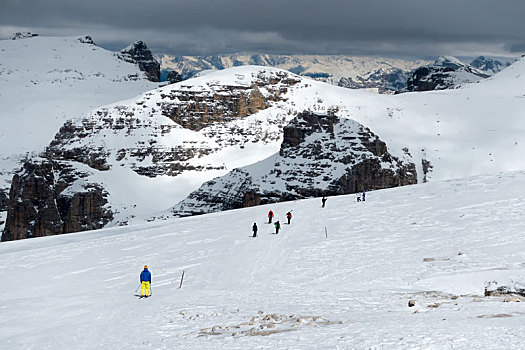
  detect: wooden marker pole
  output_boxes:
[178,270,185,289]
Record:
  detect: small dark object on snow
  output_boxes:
[408,300,416,307]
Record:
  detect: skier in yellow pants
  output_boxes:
[140,265,151,297]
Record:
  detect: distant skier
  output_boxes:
[268,210,274,224]
[322,196,327,208]
[252,223,258,237]
[286,211,292,224]
[362,190,366,202]
[357,195,361,202]
[274,221,281,234]
[140,265,151,297]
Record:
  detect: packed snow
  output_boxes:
[0,170,524,349]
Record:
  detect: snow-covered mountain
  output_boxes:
[1,170,524,348]
[470,56,511,75]
[0,35,160,229]
[402,56,490,92]
[3,54,525,240]
[158,53,429,94]
[173,111,417,216]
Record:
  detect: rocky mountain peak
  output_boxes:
[434,56,466,69]
[402,56,489,93]
[470,56,509,74]
[118,41,160,82]
[78,35,95,45]
[172,111,417,217]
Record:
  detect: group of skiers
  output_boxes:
[251,209,292,237]
[139,191,368,297]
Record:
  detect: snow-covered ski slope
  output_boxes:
[1,170,524,349]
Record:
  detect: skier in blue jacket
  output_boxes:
[140,265,151,297]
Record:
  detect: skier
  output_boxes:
[140,265,151,297]
[356,195,361,202]
[362,190,366,202]
[286,211,292,224]
[274,221,281,234]
[322,196,327,208]
[268,210,274,224]
[252,223,258,237]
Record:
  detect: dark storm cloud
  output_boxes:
[0,0,523,57]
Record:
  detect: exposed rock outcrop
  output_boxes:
[118,41,160,82]
[0,188,8,211]
[1,160,113,241]
[10,32,38,40]
[78,35,95,45]
[166,70,182,84]
[173,111,417,216]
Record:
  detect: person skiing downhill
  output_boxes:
[268,210,274,224]
[274,221,281,234]
[286,211,292,224]
[322,196,327,208]
[252,223,258,237]
[140,265,151,297]
[362,190,366,202]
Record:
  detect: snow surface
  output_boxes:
[0,171,524,349]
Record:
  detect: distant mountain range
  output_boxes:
[158,53,513,94]
[158,54,429,94]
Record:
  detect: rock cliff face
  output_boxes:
[402,56,489,92]
[172,111,417,216]
[0,189,8,211]
[118,41,161,82]
[45,69,299,178]
[1,160,112,242]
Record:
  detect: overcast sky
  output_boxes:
[1,0,523,58]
